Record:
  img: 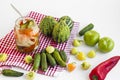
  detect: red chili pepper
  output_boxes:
[89,56,120,80]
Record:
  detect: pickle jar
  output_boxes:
[14,17,39,52]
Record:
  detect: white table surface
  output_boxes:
[0,0,120,80]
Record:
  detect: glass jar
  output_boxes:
[14,17,39,53]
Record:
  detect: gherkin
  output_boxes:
[52,21,70,43]
[59,16,73,31]
[39,16,57,36]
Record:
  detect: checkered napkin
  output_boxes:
[0,11,79,76]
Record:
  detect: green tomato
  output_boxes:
[98,37,114,53]
[72,39,81,47]
[84,30,100,46]
[24,55,33,64]
[87,50,96,58]
[70,48,78,55]
[26,71,35,80]
[0,53,8,62]
[81,61,91,70]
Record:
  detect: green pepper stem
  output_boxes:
[92,75,98,80]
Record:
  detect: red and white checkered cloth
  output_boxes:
[0,11,79,76]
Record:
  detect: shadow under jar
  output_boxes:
[14,17,40,53]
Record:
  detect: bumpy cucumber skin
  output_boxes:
[79,23,94,36]
[46,53,56,67]
[59,16,73,31]
[41,52,48,71]
[2,69,24,77]
[59,50,67,62]
[33,53,41,71]
[52,50,66,67]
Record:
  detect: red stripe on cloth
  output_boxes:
[45,66,51,76]
[12,52,21,66]
[0,11,79,77]
[1,30,15,49]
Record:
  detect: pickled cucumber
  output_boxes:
[52,50,66,67]
[41,52,48,71]
[33,53,41,71]
[20,21,29,29]
[46,53,56,67]
[28,20,34,28]
[2,69,24,77]
[59,50,67,62]
[79,23,94,36]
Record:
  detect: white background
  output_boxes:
[0,0,120,80]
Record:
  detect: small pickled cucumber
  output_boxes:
[70,48,78,55]
[26,71,35,80]
[52,50,66,67]
[46,53,56,66]
[79,23,94,36]
[33,53,41,71]
[20,21,29,29]
[0,53,8,62]
[41,52,48,71]
[87,50,96,58]
[2,69,24,77]
[46,46,55,54]
[81,62,91,70]
[24,55,33,64]
[76,52,86,60]
[28,20,34,28]
[59,50,67,62]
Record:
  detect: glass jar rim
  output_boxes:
[15,17,36,26]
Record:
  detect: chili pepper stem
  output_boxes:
[92,75,98,80]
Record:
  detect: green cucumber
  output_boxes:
[2,69,24,77]
[52,50,66,67]
[20,21,29,29]
[28,20,34,28]
[33,53,41,71]
[20,20,34,29]
[59,50,67,62]
[79,23,94,36]
[41,52,48,71]
[46,53,56,67]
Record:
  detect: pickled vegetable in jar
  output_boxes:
[14,17,39,53]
